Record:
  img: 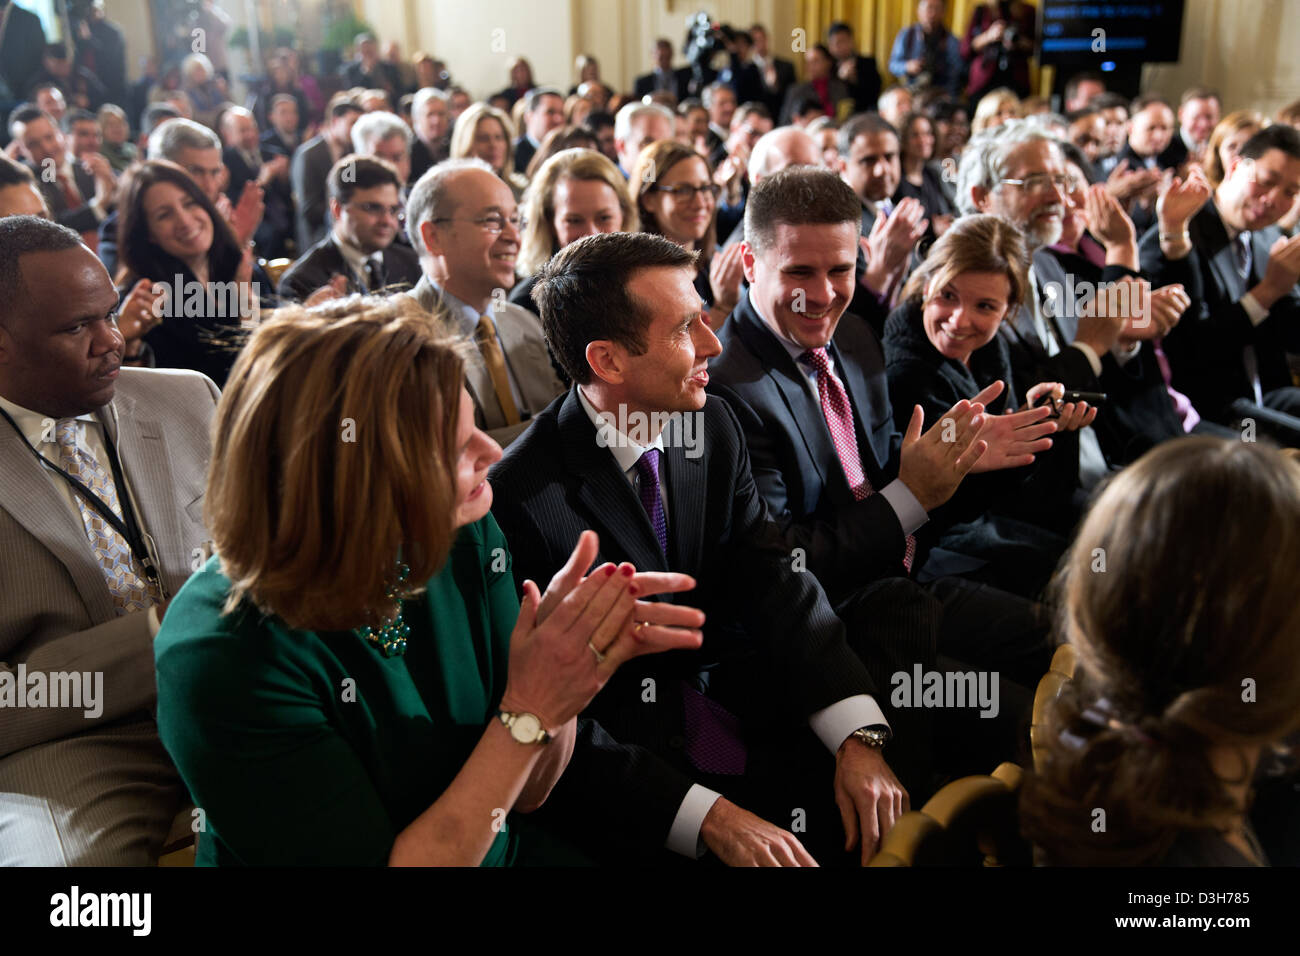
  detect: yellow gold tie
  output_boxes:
[476,314,521,426]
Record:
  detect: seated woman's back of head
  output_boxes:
[1022,436,1300,865]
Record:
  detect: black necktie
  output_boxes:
[364,257,385,293]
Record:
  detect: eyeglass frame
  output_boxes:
[647,183,723,201]
[429,211,527,234]
[998,173,1079,195]
[347,200,407,223]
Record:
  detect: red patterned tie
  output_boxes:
[801,347,915,572]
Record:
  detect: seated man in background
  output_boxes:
[291,95,364,252]
[219,107,293,258]
[8,105,115,247]
[278,156,421,302]
[351,110,413,192]
[0,217,218,864]
[405,159,564,447]
[1141,124,1300,443]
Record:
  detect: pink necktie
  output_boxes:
[802,347,915,572]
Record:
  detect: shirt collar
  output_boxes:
[332,232,381,277]
[748,292,831,374]
[576,384,665,475]
[0,394,98,451]
[424,278,489,338]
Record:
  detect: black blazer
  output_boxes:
[222,145,294,259]
[488,387,875,854]
[759,56,797,117]
[707,290,910,602]
[1139,199,1300,421]
[30,161,99,234]
[632,67,694,101]
[512,136,536,176]
[0,4,46,107]
[290,135,335,254]
[842,54,882,114]
[277,235,422,302]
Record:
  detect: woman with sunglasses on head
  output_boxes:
[154,296,705,865]
[630,140,744,325]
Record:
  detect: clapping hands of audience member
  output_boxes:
[258,153,290,186]
[709,242,746,317]
[835,733,910,865]
[83,152,117,209]
[1155,163,1212,235]
[228,180,265,248]
[1073,277,1132,356]
[1023,381,1098,432]
[897,396,988,512]
[860,196,927,299]
[959,379,1058,472]
[1083,184,1137,268]
[1259,232,1300,305]
[1139,282,1191,339]
[304,273,350,306]
[499,530,704,735]
[1104,158,1161,208]
[118,277,162,352]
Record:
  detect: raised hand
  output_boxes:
[709,242,746,315]
[897,397,988,512]
[1156,163,1212,231]
[1084,183,1137,252]
[229,180,265,248]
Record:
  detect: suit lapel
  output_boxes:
[0,418,118,622]
[661,415,704,573]
[558,391,668,572]
[735,300,833,494]
[829,330,886,480]
[1200,203,1246,299]
[413,276,500,429]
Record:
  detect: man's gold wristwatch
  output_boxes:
[496,710,551,745]
[850,725,892,749]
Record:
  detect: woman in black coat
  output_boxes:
[884,214,1099,598]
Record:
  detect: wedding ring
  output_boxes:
[633,621,645,637]
[587,640,606,663]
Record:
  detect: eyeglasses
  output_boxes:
[999,173,1077,195]
[431,211,526,234]
[650,183,722,201]
[348,201,406,222]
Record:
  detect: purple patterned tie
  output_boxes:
[634,448,668,555]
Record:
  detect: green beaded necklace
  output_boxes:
[355,563,411,657]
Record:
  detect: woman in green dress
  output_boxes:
[154,295,705,865]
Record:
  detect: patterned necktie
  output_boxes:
[633,448,668,555]
[801,347,915,572]
[475,315,522,426]
[364,256,385,293]
[1235,232,1253,282]
[54,419,159,614]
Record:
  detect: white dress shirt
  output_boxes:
[332,233,384,292]
[577,386,886,858]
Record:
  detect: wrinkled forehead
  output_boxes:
[1002,138,1063,177]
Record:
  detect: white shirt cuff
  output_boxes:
[1070,342,1104,377]
[809,695,889,754]
[1110,339,1142,365]
[666,784,723,858]
[147,604,162,638]
[879,477,928,535]
[1240,292,1269,326]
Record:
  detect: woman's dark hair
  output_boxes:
[1021,437,1300,865]
[114,159,242,286]
[897,111,935,163]
[1056,140,1099,185]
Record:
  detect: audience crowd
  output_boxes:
[2,0,1299,869]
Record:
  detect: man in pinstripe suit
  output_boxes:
[491,232,930,866]
[0,218,218,864]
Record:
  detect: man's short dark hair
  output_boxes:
[744,166,862,255]
[1089,92,1128,113]
[328,154,402,204]
[533,232,696,386]
[1239,124,1300,164]
[793,95,825,120]
[141,101,181,133]
[0,155,37,191]
[583,110,615,134]
[733,101,772,126]
[929,96,966,124]
[525,86,564,113]
[837,111,898,157]
[1057,140,1098,184]
[1065,106,1099,124]
[269,93,298,112]
[0,216,83,326]
[1180,86,1221,108]
[827,21,853,40]
[62,108,97,132]
[1130,93,1172,115]
[329,97,364,120]
[7,104,48,139]
[1063,71,1104,103]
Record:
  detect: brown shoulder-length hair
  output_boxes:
[1021,437,1300,865]
[113,159,242,287]
[900,213,1030,316]
[206,295,471,632]
[1204,110,1264,189]
[629,139,716,263]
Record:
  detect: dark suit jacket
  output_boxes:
[488,387,875,854]
[29,160,100,234]
[0,3,46,110]
[839,54,883,115]
[779,78,850,125]
[277,234,421,302]
[223,145,293,258]
[259,128,297,159]
[707,291,909,603]
[1116,137,1189,174]
[290,135,335,254]
[1139,200,1300,421]
[633,67,692,101]
[759,57,797,117]
[338,60,397,97]
[513,136,536,176]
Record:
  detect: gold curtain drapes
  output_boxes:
[793,0,1047,98]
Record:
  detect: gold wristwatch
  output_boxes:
[850,725,892,749]
[496,710,552,745]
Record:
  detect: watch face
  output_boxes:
[511,712,542,742]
